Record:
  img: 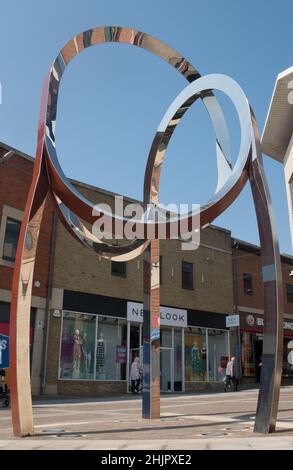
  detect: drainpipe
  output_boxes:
[39,211,57,395]
[232,239,242,384]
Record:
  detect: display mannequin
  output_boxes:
[73,329,83,376]
[191,341,202,377]
[96,332,105,379]
[82,332,92,376]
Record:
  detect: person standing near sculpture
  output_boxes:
[130,357,142,394]
[225,356,237,392]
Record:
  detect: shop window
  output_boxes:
[243,273,253,295]
[241,332,255,377]
[96,317,127,381]
[2,218,21,262]
[287,284,293,303]
[208,329,229,381]
[111,261,127,278]
[129,324,142,364]
[59,312,96,380]
[185,327,206,381]
[182,261,193,290]
[59,312,127,381]
[161,329,172,348]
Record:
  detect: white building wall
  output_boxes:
[284,134,293,253]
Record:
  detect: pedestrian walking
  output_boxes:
[225,356,237,392]
[130,357,142,394]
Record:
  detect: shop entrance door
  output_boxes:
[127,323,143,392]
[160,348,172,392]
[127,323,184,393]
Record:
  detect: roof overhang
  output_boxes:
[261,66,293,163]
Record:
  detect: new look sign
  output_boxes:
[127,302,187,328]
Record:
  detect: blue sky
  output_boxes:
[0,0,292,253]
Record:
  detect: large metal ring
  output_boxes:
[41,26,233,260]
[144,73,252,235]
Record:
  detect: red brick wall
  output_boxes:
[235,247,293,315]
[0,150,54,299]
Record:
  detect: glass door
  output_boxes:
[174,329,183,391]
[160,328,172,391]
[160,348,172,391]
[127,322,142,392]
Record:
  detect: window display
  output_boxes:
[96,317,127,381]
[174,330,183,391]
[96,332,105,379]
[59,312,96,380]
[185,328,206,381]
[208,329,228,381]
[59,312,127,381]
[59,310,230,385]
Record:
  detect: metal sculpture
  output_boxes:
[9,26,283,436]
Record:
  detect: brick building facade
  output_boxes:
[232,239,293,384]
[46,179,234,396]
[0,142,55,394]
[3,141,292,397]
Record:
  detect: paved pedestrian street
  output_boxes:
[1,387,293,450]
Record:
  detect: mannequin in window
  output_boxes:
[73,329,83,375]
[191,341,202,377]
[96,332,105,377]
[82,332,92,376]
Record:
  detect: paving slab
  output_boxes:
[1,387,293,449]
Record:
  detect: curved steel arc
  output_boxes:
[43,26,232,258]
[9,26,283,437]
[144,74,251,229]
[248,110,283,433]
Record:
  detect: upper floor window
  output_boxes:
[160,256,163,285]
[182,261,193,290]
[287,284,293,303]
[111,261,127,278]
[3,217,21,262]
[243,273,253,295]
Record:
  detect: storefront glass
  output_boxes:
[174,329,183,390]
[129,324,141,363]
[161,329,172,348]
[208,329,229,381]
[59,310,229,385]
[241,331,293,381]
[185,328,207,382]
[59,311,96,380]
[96,317,127,381]
[241,332,256,378]
[59,312,127,381]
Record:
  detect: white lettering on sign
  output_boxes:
[127,302,187,327]
[257,317,264,327]
[225,315,240,328]
[284,321,293,331]
[244,314,293,331]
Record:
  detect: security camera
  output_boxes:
[290,270,293,278]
